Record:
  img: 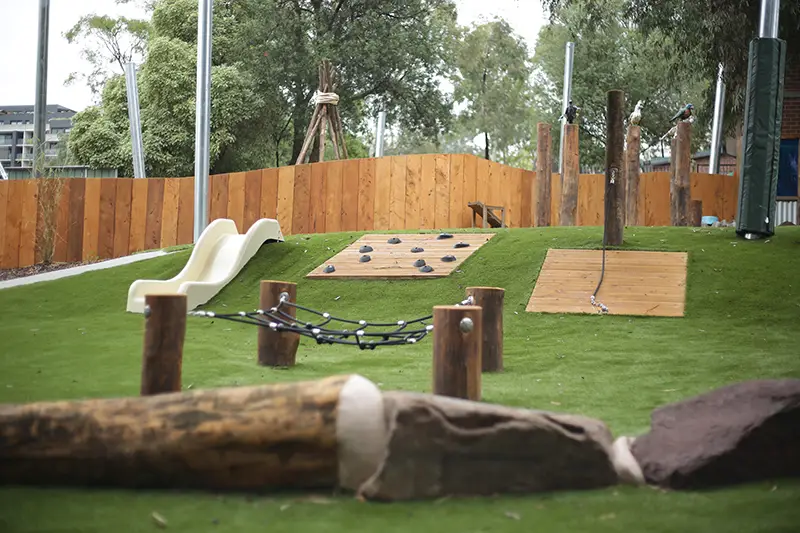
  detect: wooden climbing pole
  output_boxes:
[296,60,348,164]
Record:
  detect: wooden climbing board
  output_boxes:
[307,233,495,279]
[526,249,688,317]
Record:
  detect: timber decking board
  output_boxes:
[526,248,688,317]
[307,233,495,279]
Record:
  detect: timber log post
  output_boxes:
[432,305,482,401]
[0,374,387,493]
[560,123,580,226]
[466,287,504,373]
[604,90,625,246]
[670,122,692,226]
[625,124,641,225]
[141,294,186,396]
[536,123,552,227]
[258,280,300,367]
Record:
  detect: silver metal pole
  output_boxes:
[758,0,780,38]
[558,41,575,174]
[193,0,213,242]
[33,0,50,176]
[374,109,386,157]
[124,62,146,179]
[709,63,726,174]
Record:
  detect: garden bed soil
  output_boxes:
[0,261,86,282]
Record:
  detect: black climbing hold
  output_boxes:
[359,254,371,263]
[387,237,402,244]
[419,265,434,273]
[411,246,425,253]
[359,245,374,253]
[437,233,453,239]
[413,259,426,267]
[323,264,336,273]
[454,242,470,249]
[441,255,457,262]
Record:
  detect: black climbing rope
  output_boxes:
[591,236,609,314]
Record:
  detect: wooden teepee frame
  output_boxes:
[295,60,348,164]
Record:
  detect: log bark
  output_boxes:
[536,123,552,227]
[0,375,379,491]
[141,294,186,396]
[670,122,692,226]
[258,280,300,367]
[466,287,504,373]
[432,305,482,401]
[625,125,641,226]
[559,124,580,226]
[604,90,625,246]
[689,200,703,227]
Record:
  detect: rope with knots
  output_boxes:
[190,294,474,350]
[310,91,339,106]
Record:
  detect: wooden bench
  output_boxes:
[468,201,506,229]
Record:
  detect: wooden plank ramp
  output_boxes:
[526,249,688,317]
[307,233,495,279]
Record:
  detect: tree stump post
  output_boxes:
[258,280,300,367]
[536,123,552,227]
[560,123,580,226]
[141,294,186,396]
[625,124,641,226]
[466,287,504,373]
[670,122,692,226]
[432,305,482,401]
[689,199,703,226]
[604,90,625,246]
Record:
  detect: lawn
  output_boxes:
[1,225,799,532]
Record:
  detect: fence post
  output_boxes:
[258,280,300,367]
[604,90,625,246]
[625,124,641,226]
[466,287,504,372]
[559,123,580,226]
[536,123,552,227]
[670,122,692,226]
[141,294,186,396]
[432,305,482,401]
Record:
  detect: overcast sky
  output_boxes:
[0,0,546,112]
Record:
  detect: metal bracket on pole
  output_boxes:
[193,0,213,242]
[558,42,575,174]
[124,62,146,179]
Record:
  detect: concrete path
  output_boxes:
[0,250,174,291]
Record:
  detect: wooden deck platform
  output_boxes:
[526,249,688,317]
[307,233,495,279]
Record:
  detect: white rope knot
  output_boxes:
[311,91,339,106]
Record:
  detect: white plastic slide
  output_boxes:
[126,218,284,313]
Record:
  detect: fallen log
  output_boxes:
[0,374,387,492]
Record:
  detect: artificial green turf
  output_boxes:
[1,225,799,532]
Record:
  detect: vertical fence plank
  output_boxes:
[144,178,165,251]
[0,181,19,268]
[276,165,295,234]
[485,161,502,212]
[113,178,133,258]
[0,181,7,267]
[309,163,327,233]
[475,157,490,209]
[723,174,739,222]
[82,178,102,262]
[292,164,312,234]
[209,174,229,223]
[243,170,263,232]
[53,179,71,263]
[462,155,478,227]
[66,178,86,262]
[227,172,246,232]
[389,155,407,230]
[325,160,344,233]
[419,155,436,229]
[341,159,359,231]
[508,167,523,228]
[128,178,148,254]
[357,158,375,231]
[434,154,450,229]
[449,154,464,228]
[17,180,38,267]
[645,172,671,226]
[373,156,391,230]
[405,155,422,230]
[98,178,117,259]
[160,178,180,248]
[577,174,604,226]
[520,170,534,227]
[260,168,279,220]
[176,177,194,246]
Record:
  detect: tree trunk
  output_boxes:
[603,90,625,246]
[484,132,490,160]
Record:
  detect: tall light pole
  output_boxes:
[193,0,213,242]
[124,62,146,179]
[33,0,50,176]
[374,108,386,157]
[709,63,726,174]
[557,42,575,174]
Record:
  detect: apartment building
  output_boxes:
[0,104,76,169]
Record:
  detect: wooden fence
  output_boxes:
[0,153,739,269]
